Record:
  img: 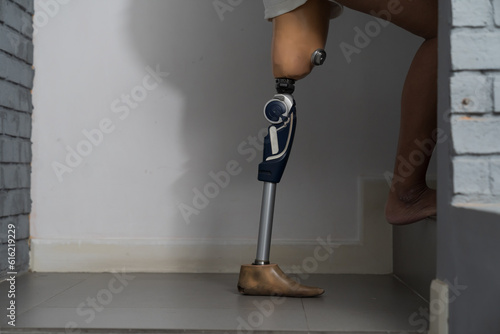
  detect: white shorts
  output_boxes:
[263,0,343,20]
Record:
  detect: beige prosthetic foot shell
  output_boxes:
[237,263,324,297]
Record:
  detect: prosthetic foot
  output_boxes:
[238,264,324,297]
[238,52,327,297]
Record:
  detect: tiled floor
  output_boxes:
[0,272,428,333]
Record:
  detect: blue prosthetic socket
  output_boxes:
[258,92,297,184]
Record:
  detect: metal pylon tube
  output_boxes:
[254,182,277,265]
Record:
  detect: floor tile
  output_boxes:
[14,306,309,332]
[37,273,303,311]
[302,274,428,332]
[0,272,428,333]
[0,272,90,319]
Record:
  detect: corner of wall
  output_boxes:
[0,0,34,281]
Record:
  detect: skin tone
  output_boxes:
[271,0,437,225]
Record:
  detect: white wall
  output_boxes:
[31,0,427,273]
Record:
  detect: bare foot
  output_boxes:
[385,184,437,225]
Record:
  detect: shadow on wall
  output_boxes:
[126,0,273,237]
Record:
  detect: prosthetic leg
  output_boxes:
[237,50,327,298]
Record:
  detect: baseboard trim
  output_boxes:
[30,236,391,274]
[30,179,393,274]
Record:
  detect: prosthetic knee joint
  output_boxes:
[253,49,327,266]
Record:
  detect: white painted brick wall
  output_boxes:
[494,75,500,113]
[491,158,500,195]
[451,30,500,70]
[495,0,500,27]
[450,72,492,113]
[451,116,500,154]
[452,0,491,27]
[453,157,490,194]
[450,0,500,204]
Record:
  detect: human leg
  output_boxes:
[385,37,437,225]
[271,0,332,79]
[336,0,438,224]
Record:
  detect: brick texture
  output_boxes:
[0,108,32,138]
[453,157,490,194]
[451,30,500,70]
[0,164,31,189]
[0,25,33,63]
[0,0,33,280]
[0,52,35,88]
[491,159,500,196]
[495,0,500,27]
[450,0,500,204]
[0,214,29,242]
[450,73,492,114]
[451,116,500,155]
[494,75,500,113]
[0,81,32,112]
[0,0,34,36]
[0,240,29,275]
[452,0,491,27]
[12,0,34,14]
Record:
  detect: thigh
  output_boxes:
[335,0,437,39]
